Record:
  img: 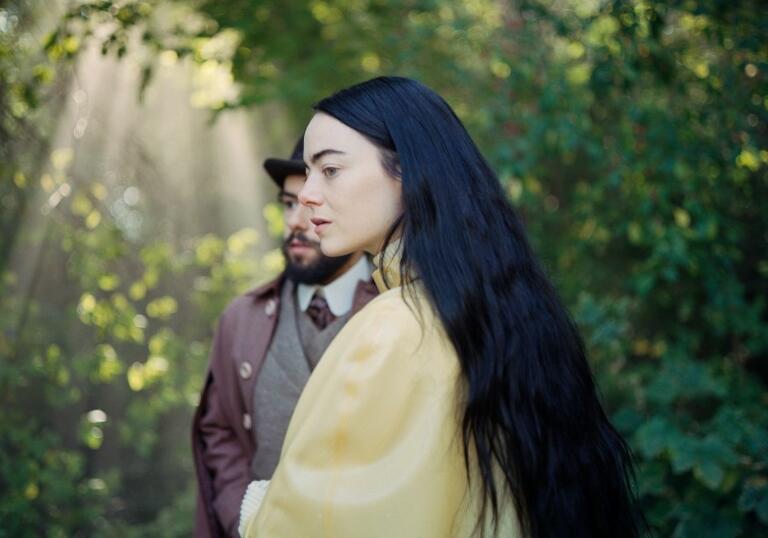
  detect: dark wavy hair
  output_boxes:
[314,76,641,538]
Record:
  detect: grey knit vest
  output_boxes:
[250,280,354,479]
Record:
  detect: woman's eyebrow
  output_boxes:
[309,148,346,164]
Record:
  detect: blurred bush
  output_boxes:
[2,0,767,536]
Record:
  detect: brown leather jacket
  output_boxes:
[191,275,378,537]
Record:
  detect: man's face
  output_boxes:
[280,175,352,284]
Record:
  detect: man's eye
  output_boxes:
[323,167,339,178]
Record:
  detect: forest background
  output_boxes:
[1,0,766,536]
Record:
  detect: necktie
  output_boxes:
[306,292,336,330]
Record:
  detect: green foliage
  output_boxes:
[1,175,277,534]
[2,0,767,535]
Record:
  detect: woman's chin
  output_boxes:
[319,240,350,258]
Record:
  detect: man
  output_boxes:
[192,139,377,537]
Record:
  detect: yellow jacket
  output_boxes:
[244,246,520,537]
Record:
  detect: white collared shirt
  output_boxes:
[296,256,373,317]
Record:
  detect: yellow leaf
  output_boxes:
[736,149,760,171]
[24,483,39,500]
[85,210,102,229]
[149,332,167,355]
[227,228,259,255]
[97,345,122,382]
[310,1,342,24]
[91,183,108,201]
[62,35,80,54]
[85,426,103,449]
[130,325,145,344]
[71,193,93,216]
[628,222,643,243]
[567,63,592,86]
[674,208,691,228]
[262,249,286,274]
[262,203,284,237]
[633,339,651,356]
[490,59,511,79]
[145,355,169,380]
[146,296,178,319]
[524,177,542,194]
[40,173,55,193]
[98,274,120,291]
[693,62,709,78]
[195,234,225,265]
[507,179,523,202]
[567,42,585,59]
[51,148,74,170]
[129,281,147,301]
[111,293,129,310]
[57,367,70,385]
[79,293,96,314]
[143,269,159,288]
[47,344,61,360]
[361,52,381,73]
[127,362,145,391]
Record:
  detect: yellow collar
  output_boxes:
[372,239,416,293]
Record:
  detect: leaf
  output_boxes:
[672,513,741,538]
[635,417,678,459]
[739,478,768,524]
[693,460,724,490]
[637,461,668,496]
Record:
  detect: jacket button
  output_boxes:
[265,298,276,317]
[239,361,253,380]
[243,413,252,431]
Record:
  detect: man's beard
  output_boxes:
[282,233,353,285]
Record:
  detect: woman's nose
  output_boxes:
[298,174,322,208]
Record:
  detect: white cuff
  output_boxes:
[238,480,270,537]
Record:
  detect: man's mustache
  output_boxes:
[283,233,321,249]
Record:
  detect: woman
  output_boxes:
[241,77,640,537]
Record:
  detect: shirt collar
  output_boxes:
[297,256,373,316]
[372,238,416,293]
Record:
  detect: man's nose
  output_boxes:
[286,204,310,231]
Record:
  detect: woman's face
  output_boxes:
[300,112,403,256]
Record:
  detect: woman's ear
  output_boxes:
[379,147,401,180]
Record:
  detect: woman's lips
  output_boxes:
[310,218,331,233]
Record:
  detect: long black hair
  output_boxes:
[315,77,640,538]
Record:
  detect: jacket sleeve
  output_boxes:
[243,298,472,538]
[196,317,252,537]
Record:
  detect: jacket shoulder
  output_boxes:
[218,275,283,322]
[246,274,284,299]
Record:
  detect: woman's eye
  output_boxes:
[322,167,339,178]
[281,200,296,210]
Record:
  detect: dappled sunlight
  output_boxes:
[2,1,291,532]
